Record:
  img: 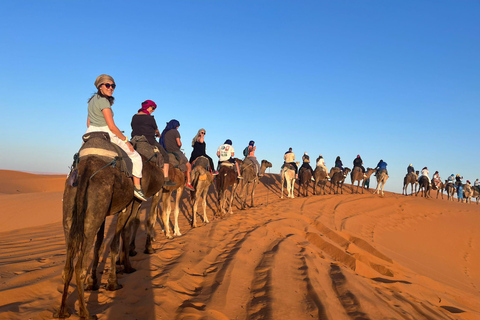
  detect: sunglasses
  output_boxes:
[200,132,205,135]
[102,83,116,89]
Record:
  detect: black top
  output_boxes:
[131,114,158,145]
[190,141,206,163]
[353,157,363,167]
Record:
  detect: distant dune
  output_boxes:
[0,169,479,320]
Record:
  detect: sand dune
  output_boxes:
[0,169,479,320]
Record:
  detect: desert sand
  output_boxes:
[0,169,479,320]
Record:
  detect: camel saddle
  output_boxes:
[219,161,234,168]
[130,135,164,168]
[192,156,209,171]
[168,152,187,172]
[78,132,132,177]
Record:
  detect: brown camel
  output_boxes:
[473,188,480,205]
[430,179,445,199]
[216,160,240,215]
[331,167,351,194]
[298,166,313,197]
[445,182,456,201]
[160,165,186,239]
[402,172,418,196]
[416,175,430,198]
[373,169,388,196]
[238,159,272,209]
[56,137,137,319]
[126,156,165,256]
[281,162,298,199]
[313,166,329,195]
[463,184,473,204]
[351,167,375,194]
[189,156,213,227]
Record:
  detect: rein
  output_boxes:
[90,157,121,180]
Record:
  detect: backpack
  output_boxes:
[243,146,249,157]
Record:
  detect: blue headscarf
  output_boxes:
[159,119,180,149]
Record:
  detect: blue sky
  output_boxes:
[1,1,479,194]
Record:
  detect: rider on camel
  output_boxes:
[353,155,366,177]
[335,156,344,172]
[407,164,415,175]
[217,139,242,179]
[419,167,431,186]
[432,171,441,189]
[283,147,298,179]
[316,154,328,177]
[299,152,314,181]
[245,140,261,177]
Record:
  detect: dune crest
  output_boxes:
[0,170,479,319]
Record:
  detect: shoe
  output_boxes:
[164,179,177,187]
[185,183,195,191]
[311,177,315,181]
[213,171,219,175]
[134,186,148,201]
[237,176,243,179]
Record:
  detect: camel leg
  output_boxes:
[250,180,256,207]
[173,188,183,237]
[145,191,161,254]
[107,204,133,290]
[291,178,296,198]
[128,200,142,257]
[228,183,237,214]
[241,181,248,210]
[280,171,285,199]
[202,189,209,224]
[162,192,173,239]
[192,194,199,228]
[55,235,77,318]
[86,220,105,291]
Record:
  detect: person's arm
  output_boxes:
[176,137,182,148]
[102,109,134,151]
[155,129,160,137]
[87,117,90,128]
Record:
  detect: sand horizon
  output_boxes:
[0,169,479,320]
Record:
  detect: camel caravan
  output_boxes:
[55,75,478,319]
[400,165,479,204]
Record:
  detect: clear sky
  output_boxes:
[1,1,479,194]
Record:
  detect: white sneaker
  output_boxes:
[134,187,147,201]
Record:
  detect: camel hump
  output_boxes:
[193,156,209,170]
[78,131,133,177]
[131,135,163,167]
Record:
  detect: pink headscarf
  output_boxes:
[138,100,157,115]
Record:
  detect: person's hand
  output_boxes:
[126,141,134,152]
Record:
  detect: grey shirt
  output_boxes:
[164,129,181,152]
[88,94,112,127]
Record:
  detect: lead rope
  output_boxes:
[90,157,120,180]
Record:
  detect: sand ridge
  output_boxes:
[0,170,479,319]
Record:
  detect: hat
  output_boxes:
[456,174,460,177]
[249,140,255,146]
[357,155,360,158]
[225,139,232,145]
[304,152,308,155]
[467,180,471,183]
[423,167,427,170]
[94,74,115,89]
[141,100,157,109]
[409,164,413,166]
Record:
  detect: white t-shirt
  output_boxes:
[217,144,235,162]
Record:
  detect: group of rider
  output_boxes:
[282,150,388,183]
[86,74,261,202]
[406,164,479,195]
